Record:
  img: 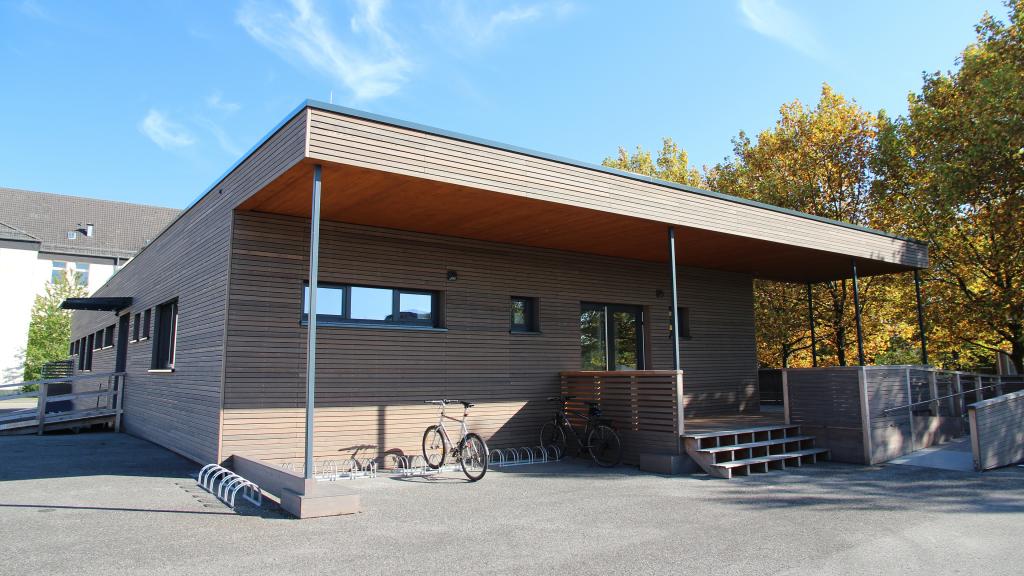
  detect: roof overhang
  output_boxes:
[61,297,132,312]
[229,101,926,284]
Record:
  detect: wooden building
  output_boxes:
[69,101,927,467]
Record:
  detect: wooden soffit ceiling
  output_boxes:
[236,160,917,283]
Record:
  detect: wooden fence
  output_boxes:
[559,370,683,465]
[781,365,1018,465]
[969,389,1024,470]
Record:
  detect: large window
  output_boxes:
[151,300,178,370]
[580,303,645,371]
[302,283,438,327]
[510,297,539,332]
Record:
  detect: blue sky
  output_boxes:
[0,0,1007,208]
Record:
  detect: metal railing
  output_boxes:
[880,369,1013,416]
[0,371,125,434]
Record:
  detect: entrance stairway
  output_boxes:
[683,424,829,479]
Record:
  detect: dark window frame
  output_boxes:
[151,299,178,371]
[84,334,94,371]
[301,282,441,329]
[141,309,151,340]
[510,296,540,333]
[103,325,115,348]
[670,306,692,340]
[131,313,140,342]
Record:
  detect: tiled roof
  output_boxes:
[0,187,180,260]
[0,221,40,243]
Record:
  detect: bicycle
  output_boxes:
[422,399,489,481]
[540,395,623,467]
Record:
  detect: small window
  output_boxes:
[93,330,103,350]
[132,313,141,342]
[510,297,539,332]
[84,334,94,371]
[73,263,90,287]
[103,325,115,348]
[302,283,438,327]
[51,261,66,283]
[670,307,692,339]
[70,340,77,356]
[151,300,178,370]
[77,338,86,370]
[142,309,151,340]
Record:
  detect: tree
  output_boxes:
[23,273,87,382]
[707,84,884,366]
[602,138,704,187]
[872,0,1024,371]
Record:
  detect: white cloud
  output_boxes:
[443,1,574,47]
[206,91,241,113]
[138,110,195,149]
[199,118,245,157]
[738,0,823,58]
[237,0,410,101]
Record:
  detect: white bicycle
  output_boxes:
[422,399,489,481]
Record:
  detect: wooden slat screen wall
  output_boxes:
[220,212,754,465]
[70,111,309,464]
[559,371,683,465]
[968,390,1024,470]
[306,107,927,269]
[784,367,866,463]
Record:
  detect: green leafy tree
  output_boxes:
[602,137,704,187]
[23,273,87,382]
[872,0,1024,371]
[707,84,883,366]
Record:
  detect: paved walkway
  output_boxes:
[1,432,1023,576]
[887,437,976,472]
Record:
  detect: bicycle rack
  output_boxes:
[197,464,262,509]
[488,444,562,467]
[315,458,379,481]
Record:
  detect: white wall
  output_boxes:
[0,247,116,383]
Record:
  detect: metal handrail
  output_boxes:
[881,382,1004,415]
[0,371,125,391]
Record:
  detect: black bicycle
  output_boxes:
[540,396,622,467]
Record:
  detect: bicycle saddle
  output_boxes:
[461,401,475,408]
[547,395,576,401]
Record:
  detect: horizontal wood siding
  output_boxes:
[968,390,1024,470]
[306,108,926,269]
[221,212,756,465]
[560,371,683,465]
[70,111,308,464]
[784,367,866,463]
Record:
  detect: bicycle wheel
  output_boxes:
[459,433,488,481]
[540,421,567,459]
[422,425,447,469]
[587,425,622,467]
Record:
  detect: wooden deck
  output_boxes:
[683,411,786,434]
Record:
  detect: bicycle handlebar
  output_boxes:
[424,399,466,405]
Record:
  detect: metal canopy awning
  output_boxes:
[61,297,133,312]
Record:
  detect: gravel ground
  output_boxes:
[1,432,1022,576]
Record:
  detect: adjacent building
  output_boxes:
[0,187,179,382]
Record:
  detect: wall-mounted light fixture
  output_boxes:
[447,270,458,282]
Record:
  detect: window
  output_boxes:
[302,283,438,327]
[74,263,90,286]
[77,338,86,370]
[510,297,539,332]
[141,309,151,340]
[670,307,692,339]
[151,300,178,370]
[51,261,66,283]
[103,324,115,348]
[580,303,645,371]
[93,330,103,350]
[131,313,141,342]
[70,340,77,356]
[84,334,94,371]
